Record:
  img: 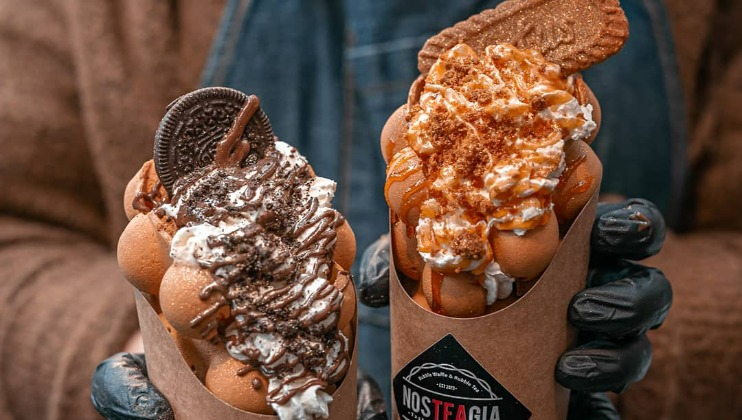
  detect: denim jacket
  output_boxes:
[200,0,686,402]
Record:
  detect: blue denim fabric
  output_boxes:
[582,0,687,227]
[200,0,686,409]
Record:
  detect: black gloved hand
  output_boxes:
[357,234,391,308]
[357,369,389,420]
[559,198,672,419]
[91,353,388,420]
[91,352,173,420]
[359,198,672,418]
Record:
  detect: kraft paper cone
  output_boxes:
[390,186,600,420]
[135,290,358,420]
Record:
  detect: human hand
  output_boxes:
[358,198,672,418]
[91,353,388,420]
[558,198,672,419]
[91,353,172,420]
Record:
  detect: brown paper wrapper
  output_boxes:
[135,290,358,420]
[390,189,600,420]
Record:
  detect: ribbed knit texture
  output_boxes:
[620,232,742,419]
[0,219,140,419]
[0,1,223,418]
[663,0,742,230]
[0,0,739,419]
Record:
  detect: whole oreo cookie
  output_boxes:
[154,87,274,195]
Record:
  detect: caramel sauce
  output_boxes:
[388,43,594,274]
[399,178,427,225]
[405,224,415,238]
[384,136,398,162]
[390,210,399,225]
[385,148,429,224]
[568,177,593,195]
[430,270,444,315]
[560,117,586,132]
[560,147,587,184]
[553,148,588,211]
[385,151,419,187]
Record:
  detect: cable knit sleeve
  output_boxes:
[0,1,138,418]
[619,231,742,419]
[0,0,226,416]
[0,218,139,419]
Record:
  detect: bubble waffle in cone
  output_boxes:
[384,43,603,316]
[118,88,357,419]
[384,0,627,418]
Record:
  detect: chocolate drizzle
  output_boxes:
[161,96,350,410]
[132,179,167,213]
[214,95,260,168]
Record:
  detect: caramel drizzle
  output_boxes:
[384,152,428,225]
[399,179,427,225]
[430,270,444,315]
[392,44,591,259]
[384,136,398,164]
[553,145,590,211]
[169,97,349,408]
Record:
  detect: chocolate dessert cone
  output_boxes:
[135,291,358,420]
[390,175,601,420]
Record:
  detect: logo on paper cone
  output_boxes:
[394,335,531,420]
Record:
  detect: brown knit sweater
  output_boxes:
[0,1,223,418]
[0,1,739,419]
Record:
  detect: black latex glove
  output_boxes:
[358,198,672,418]
[91,352,388,420]
[357,369,390,420]
[91,353,172,420]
